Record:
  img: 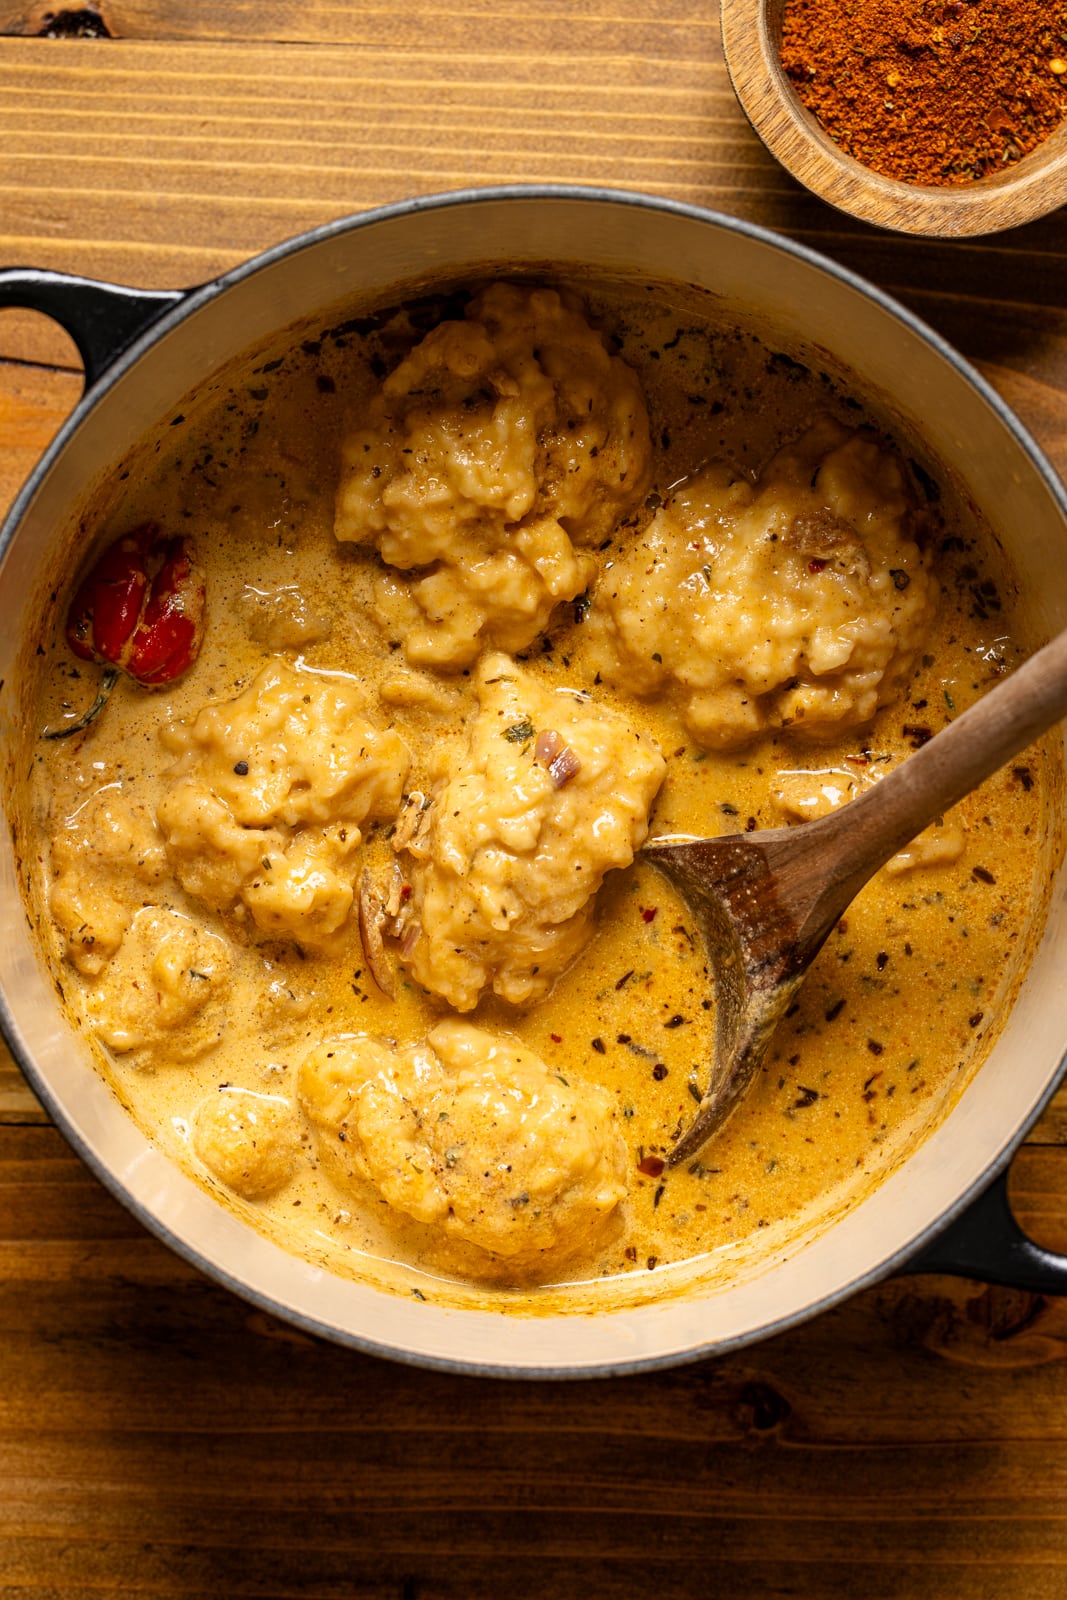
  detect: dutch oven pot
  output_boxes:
[3,187,1067,1378]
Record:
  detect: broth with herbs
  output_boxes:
[25,279,1056,1309]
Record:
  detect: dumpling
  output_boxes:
[156,659,409,946]
[590,417,936,749]
[193,1087,301,1199]
[298,1019,628,1279]
[84,906,231,1064]
[48,788,168,976]
[396,653,665,1011]
[335,282,652,667]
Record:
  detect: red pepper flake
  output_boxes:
[794,1085,819,1108]
[781,0,1067,186]
[972,866,996,885]
[591,1037,606,1054]
[867,1039,884,1055]
[549,1032,562,1044]
[1013,765,1034,792]
[638,1154,665,1177]
[641,907,658,923]
[902,724,933,749]
[808,557,828,573]
[969,1012,984,1028]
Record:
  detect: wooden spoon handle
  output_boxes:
[808,622,1067,894]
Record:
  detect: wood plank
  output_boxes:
[0,306,82,370]
[0,357,82,508]
[0,1053,45,1123]
[0,29,781,361]
[0,1553,1056,1600]
[0,0,718,55]
[3,6,1067,1596]
[1032,1085,1067,1147]
[5,1127,1067,1593]
[0,36,1065,392]
[0,32,824,260]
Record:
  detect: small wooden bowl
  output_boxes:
[721,0,1067,237]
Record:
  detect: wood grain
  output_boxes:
[4,1125,1067,1597]
[0,0,717,51]
[4,6,1067,1595]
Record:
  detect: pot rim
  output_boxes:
[4,183,1067,1379]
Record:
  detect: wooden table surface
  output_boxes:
[4,4,1067,1595]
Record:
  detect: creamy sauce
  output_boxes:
[25,278,1058,1312]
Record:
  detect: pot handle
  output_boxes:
[0,268,185,390]
[903,1169,1067,1293]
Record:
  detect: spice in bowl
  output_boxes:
[780,0,1067,187]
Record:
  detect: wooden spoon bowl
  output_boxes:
[644,622,1067,1165]
[720,0,1067,237]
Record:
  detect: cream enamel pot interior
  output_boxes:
[3,187,1067,1378]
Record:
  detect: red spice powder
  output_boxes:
[780,0,1067,186]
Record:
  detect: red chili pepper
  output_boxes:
[66,522,206,685]
[44,524,206,740]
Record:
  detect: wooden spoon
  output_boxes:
[643,625,1067,1167]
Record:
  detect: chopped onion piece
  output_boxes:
[357,870,395,998]
[534,728,565,766]
[391,789,430,853]
[384,859,405,920]
[548,745,581,788]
